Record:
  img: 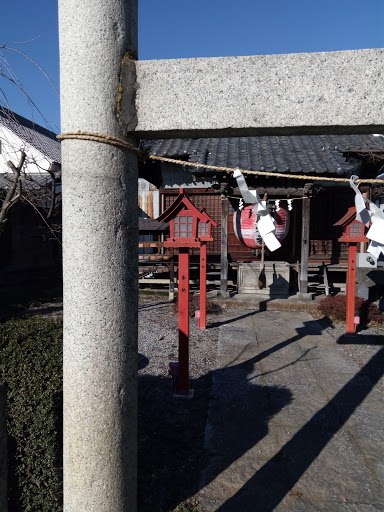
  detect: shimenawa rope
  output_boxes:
[148,155,384,185]
[57,131,143,156]
[56,135,384,185]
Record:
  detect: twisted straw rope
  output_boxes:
[56,134,384,185]
[148,155,384,185]
[57,131,143,156]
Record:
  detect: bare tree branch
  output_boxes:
[1,44,59,97]
[21,195,62,246]
[46,169,57,220]
[0,150,25,230]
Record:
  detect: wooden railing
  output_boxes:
[138,241,169,261]
[310,239,349,260]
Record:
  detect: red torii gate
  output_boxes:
[157,189,216,395]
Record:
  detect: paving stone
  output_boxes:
[261,361,318,385]
[308,349,361,374]
[284,429,383,505]
[314,371,359,398]
[276,497,383,511]
[220,326,256,341]
[201,459,292,512]
[344,406,384,485]
[268,384,329,427]
[198,310,384,512]
[298,334,334,351]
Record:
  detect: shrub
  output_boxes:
[0,316,63,512]
[318,295,383,324]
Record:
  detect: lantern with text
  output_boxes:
[157,190,216,395]
[334,207,368,334]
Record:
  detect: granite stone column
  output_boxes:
[58,1,138,510]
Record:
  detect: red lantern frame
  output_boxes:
[334,207,369,334]
[157,190,217,394]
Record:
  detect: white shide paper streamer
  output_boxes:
[350,175,384,258]
[234,169,281,252]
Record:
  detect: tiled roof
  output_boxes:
[143,134,384,176]
[0,172,53,191]
[139,218,169,232]
[0,108,61,164]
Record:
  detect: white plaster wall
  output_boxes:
[0,126,53,175]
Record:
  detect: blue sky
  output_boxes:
[0,0,383,132]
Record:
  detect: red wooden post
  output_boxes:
[334,207,369,336]
[178,247,190,394]
[199,242,207,329]
[346,243,357,334]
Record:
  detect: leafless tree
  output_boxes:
[0,150,25,232]
[0,41,61,243]
[0,138,61,243]
[0,40,59,130]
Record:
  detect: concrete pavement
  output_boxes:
[197,310,384,511]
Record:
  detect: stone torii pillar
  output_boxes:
[59,1,138,510]
[58,0,384,510]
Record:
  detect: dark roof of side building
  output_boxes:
[142,134,384,176]
[0,172,53,191]
[0,108,61,164]
[139,218,169,232]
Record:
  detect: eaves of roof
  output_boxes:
[157,191,206,222]
[139,218,169,232]
[0,172,53,191]
[142,134,384,177]
[0,108,61,164]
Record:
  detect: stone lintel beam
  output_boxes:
[128,49,384,138]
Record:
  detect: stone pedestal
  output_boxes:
[237,261,290,297]
[356,267,384,301]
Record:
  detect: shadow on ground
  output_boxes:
[137,312,384,512]
[137,372,292,512]
[216,346,384,511]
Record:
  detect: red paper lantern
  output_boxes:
[233,205,290,249]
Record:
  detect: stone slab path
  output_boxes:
[197,310,384,511]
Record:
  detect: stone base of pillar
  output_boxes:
[295,292,314,301]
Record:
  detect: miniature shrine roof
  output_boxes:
[157,190,209,223]
[334,206,357,227]
[200,207,217,227]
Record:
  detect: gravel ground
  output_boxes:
[324,321,384,392]
[138,293,220,512]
